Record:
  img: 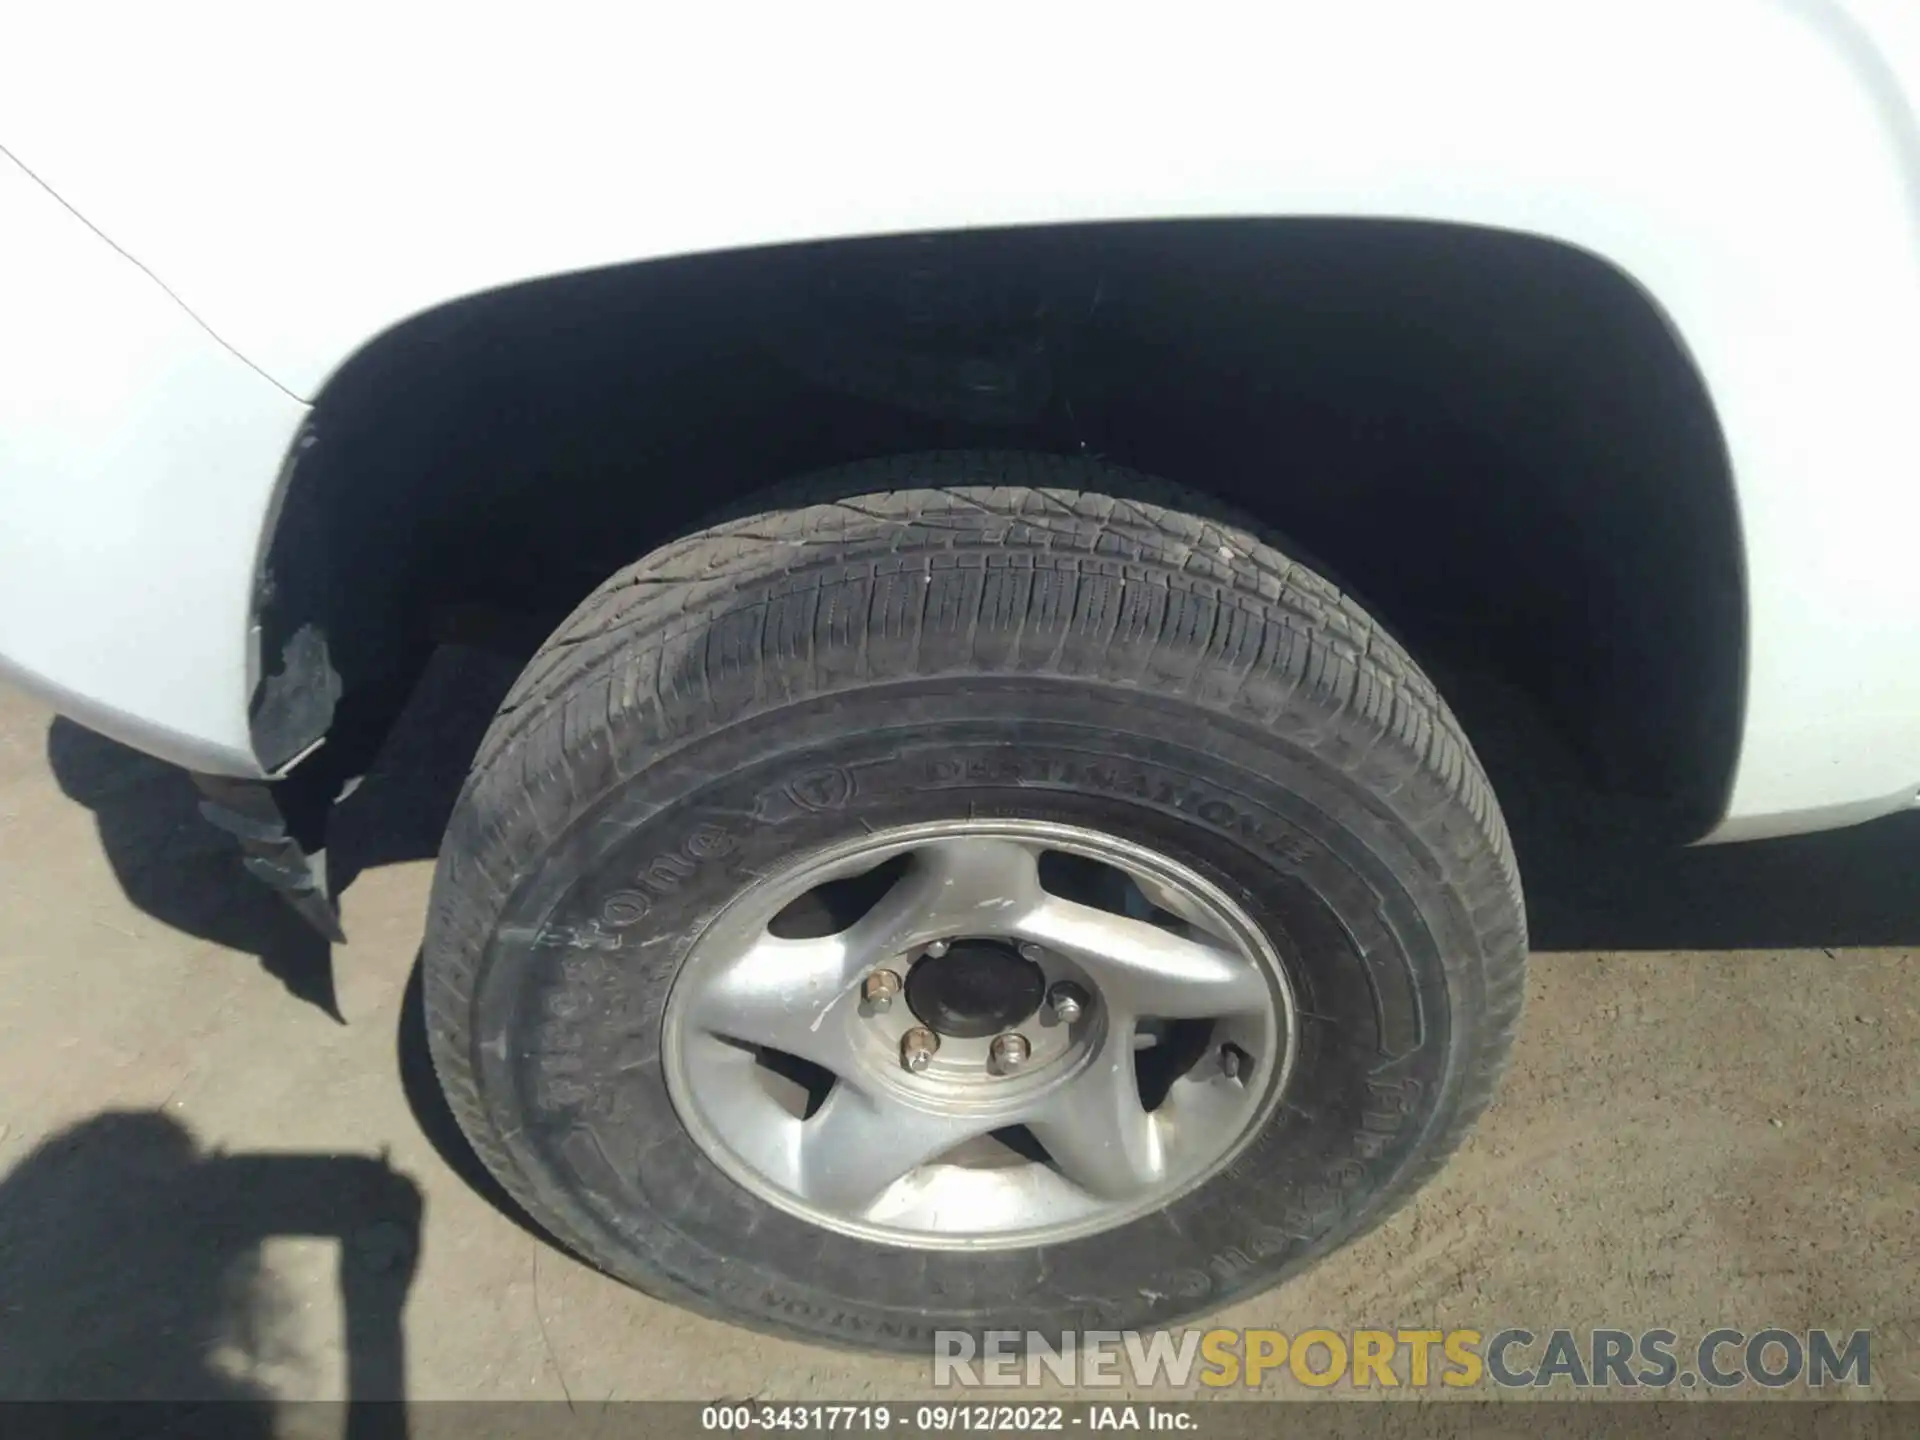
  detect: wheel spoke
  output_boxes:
[678,1038,811,1186]
[1019,896,1269,1020]
[1027,1031,1165,1199]
[793,1086,1002,1214]
[1158,1066,1256,1139]
[1129,870,1229,937]
[690,933,864,1076]
[845,836,1044,958]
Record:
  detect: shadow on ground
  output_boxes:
[44,646,539,1248]
[46,721,343,1020]
[0,1109,420,1427]
[44,648,522,1025]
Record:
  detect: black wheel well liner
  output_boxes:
[251,218,1745,842]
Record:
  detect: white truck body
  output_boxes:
[4,0,1920,839]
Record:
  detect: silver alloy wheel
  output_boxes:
[661,819,1298,1250]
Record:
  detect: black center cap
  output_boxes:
[905,941,1046,1040]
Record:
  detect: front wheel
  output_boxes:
[423,453,1527,1350]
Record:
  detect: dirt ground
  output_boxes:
[0,649,1914,1407]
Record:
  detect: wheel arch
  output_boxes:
[250,219,1748,843]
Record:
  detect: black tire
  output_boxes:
[424,451,1527,1351]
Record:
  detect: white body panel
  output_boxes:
[3,1,1919,834]
[0,151,305,774]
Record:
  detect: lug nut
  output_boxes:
[1017,942,1046,963]
[1047,982,1089,1025]
[901,1027,940,1073]
[862,969,902,1011]
[923,939,951,959]
[989,1032,1032,1073]
[1219,1042,1251,1082]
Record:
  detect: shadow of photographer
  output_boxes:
[0,1109,421,1435]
